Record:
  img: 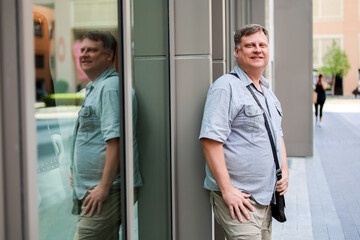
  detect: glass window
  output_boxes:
[313,36,342,69]
[33,0,172,238]
[321,0,342,17]
[130,0,172,239]
[313,0,343,19]
[33,1,121,239]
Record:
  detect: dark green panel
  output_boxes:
[133,0,168,56]
[133,58,171,240]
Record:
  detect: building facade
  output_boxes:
[313,0,359,96]
[0,0,312,239]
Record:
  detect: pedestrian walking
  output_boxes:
[314,74,327,127]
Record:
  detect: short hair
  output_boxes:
[234,24,269,47]
[83,30,117,62]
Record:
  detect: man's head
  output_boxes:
[80,31,117,81]
[234,24,269,79]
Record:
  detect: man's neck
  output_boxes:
[87,66,112,82]
[238,66,264,92]
[88,72,101,82]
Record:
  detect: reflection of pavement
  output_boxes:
[36,106,81,119]
[273,97,360,239]
[36,106,79,240]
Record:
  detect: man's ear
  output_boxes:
[234,46,239,57]
[106,50,114,62]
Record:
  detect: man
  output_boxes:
[199,24,289,240]
[70,30,122,239]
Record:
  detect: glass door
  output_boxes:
[32,0,120,239]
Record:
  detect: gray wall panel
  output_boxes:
[274,0,313,156]
[175,57,212,240]
[251,0,265,26]
[174,0,211,55]
[134,0,168,56]
[134,58,171,240]
[213,61,226,81]
[212,0,225,60]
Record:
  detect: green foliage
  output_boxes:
[54,79,69,93]
[320,40,351,78]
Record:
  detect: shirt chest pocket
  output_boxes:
[242,105,264,133]
[78,106,99,131]
[272,102,283,129]
[275,102,283,117]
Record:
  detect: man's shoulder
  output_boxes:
[98,73,119,91]
[210,72,244,91]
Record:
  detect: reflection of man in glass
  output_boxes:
[70,30,121,239]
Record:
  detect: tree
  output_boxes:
[320,40,351,94]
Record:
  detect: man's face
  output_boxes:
[235,31,269,74]
[79,38,113,79]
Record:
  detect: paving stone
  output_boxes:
[273,98,360,239]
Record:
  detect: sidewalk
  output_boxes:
[272,97,360,240]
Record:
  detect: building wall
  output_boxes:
[313,0,359,96]
[275,0,313,157]
[172,0,213,238]
[0,0,313,239]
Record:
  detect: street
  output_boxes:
[273,97,360,240]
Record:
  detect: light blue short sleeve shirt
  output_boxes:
[72,67,142,200]
[199,65,284,205]
[72,67,120,199]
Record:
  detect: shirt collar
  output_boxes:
[85,66,116,94]
[85,66,117,89]
[234,64,270,89]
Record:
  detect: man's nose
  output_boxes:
[254,45,261,52]
[80,49,88,57]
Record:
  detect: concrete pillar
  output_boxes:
[274,0,313,157]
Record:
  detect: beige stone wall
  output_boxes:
[313,0,359,96]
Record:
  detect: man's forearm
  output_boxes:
[201,137,254,221]
[201,138,232,192]
[280,137,288,175]
[99,137,120,190]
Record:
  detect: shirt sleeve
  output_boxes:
[99,89,120,142]
[199,88,232,143]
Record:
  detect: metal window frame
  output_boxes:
[119,0,135,239]
[0,0,39,239]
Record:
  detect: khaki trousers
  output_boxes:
[210,191,272,240]
[73,190,121,240]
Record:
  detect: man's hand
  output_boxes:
[276,169,289,196]
[222,187,254,222]
[69,172,74,189]
[82,184,110,216]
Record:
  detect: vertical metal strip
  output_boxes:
[0,11,5,240]
[122,0,135,239]
[14,0,26,238]
[0,0,38,238]
[168,0,176,239]
[17,0,39,238]
[118,0,127,238]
